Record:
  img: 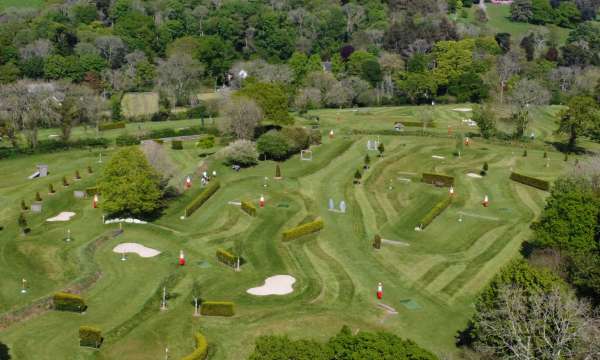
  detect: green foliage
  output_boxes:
[171,140,183,150]
[218,140,258,167]
[282,219,324,241]
[18,212,27,232]
[181,333,208,360]
[354,169,362,183]
[421,173,455,187]
[531,177,599,252]
[523,149,528,157]
[241,201,257,217]
[85,187,98,196]
[238,82,292,125]
[256,131,290,160]
[48,183,55,193]
[567,252,600,306]
[98,122,126,131]
[377,142,385,156]
[87,166,93,174]
[99,147,163,216]
[216,248,238,268]
[419,196,452,229]
[53,292,86,312]
[62,176,69,186]
[373,234,382,249]
[483,162,489,172]
[557,96,600,151]
[75,170,81,179]
[20,199,28,210]
[509,172,550,191]
[184,180,220,217]
[115,134,140,146]
[35,191,41,201]
[275,164,281,178]
[200,301,235,317]
[79,326,102,348]
[195,136,215,149]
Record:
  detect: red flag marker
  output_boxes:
[482,195,489,207]
[185,176,191,189]
[179,250,186,266]
[259,195,265,208]
[93,194,98,208]
[377,282,383,300]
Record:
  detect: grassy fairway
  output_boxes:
[0,105,581,359]
[0,0,44,9]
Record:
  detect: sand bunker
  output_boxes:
[432,155,445,159]
[247,275,296,296]
[467,172,483,178]
[46,212,76,222]
[113,243,161,258]
[453,108,472,112]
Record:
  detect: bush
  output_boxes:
[20,200,28,210]
[48,183,55,193]
[181,333,208,360]
[309,128,322,145]
[509,172,550,191]
[275,164,281,178]
[282,219,324,241]
[53,292,87,312]
[419,196,452,229]
[115,134,140,146]
[241,201,257,216]
[98,121,126,131]
[421,173,455,187]
[185,181,220,217]
[171,140,183,150]
[87,165,93,174]
[35,191,42,201]
[196,136,215,149]
[79,326,102,348]
[217,140,258,167]
[216,248,238,268]
[257,130,290,160]
[281,127,310,153]
[373,234,382,249]
[85,187,98,196]
[398,121,436,128]
[200,301,235,317]
[62,176,69,186]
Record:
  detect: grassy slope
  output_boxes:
[0,0,43,9]
[0,105,582,359]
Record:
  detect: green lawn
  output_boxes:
[0,105,582,359]
[0,0,44,9]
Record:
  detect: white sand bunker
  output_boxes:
[247,275,296,296]
[113,243,161,258]
[453,108,472,112]
[46,212,76,222]
[467,172,483,178]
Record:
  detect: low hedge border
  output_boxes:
[216,248,238,268]
[200,301,235,317]
[282,219,324,241]
[422,173,454,187]
[98,121,126,131]
[399,121,436,128]
[241,201,256,217]
[79,326,103,348]
[185,181,220,217]
[53,292,86,313]
[509,172,550,191]
[419,196,452,230]
[181,333,208,360]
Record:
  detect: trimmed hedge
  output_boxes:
[53,292,86,312]
[419,197,452,229]
[115,134,140,146]
[98,121,126,131]
[185,181,220,217]
[181,333,208,360]
[400,121,436,128]
[200,301,235,317]
[172,140,183,150]
[0,138,110,159]
[509,172,550,191]
[282,219,324,241]
[422,173,455,187]
[79,326,103,348]
[85,187,98,196]
[241,201,256,217]
[216,248,238,268]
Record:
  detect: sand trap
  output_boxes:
[113,243,161,258]
[453,108,472,112]
[46,212,76,222]
[467,172,483,178]
[432,155,445,159]
[247,275,296,296]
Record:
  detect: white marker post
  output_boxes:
[161,286,167,310]
[66,229,71,242]
[21,278,27,293]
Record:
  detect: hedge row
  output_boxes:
[172,140,183,150]
[422,173,455,187]
[509,172,550,191]
[181,333,208,360]
[216,248,238,268]
[399,121,436,128]
[79,326,102,348]
[98,121,126,131]
[419,196,452,229]
[282,219,324,241]
[185,181,220,217]
[0,138,110,159]
[53,292,87,313]
[241,201,256,217]
[142,126,220,140]
[200,301,235,317]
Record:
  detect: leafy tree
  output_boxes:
[568,252,600,305]
[256,130,290,160]
[217,140,258,167]
[99,147,163,216]
[472,104,497,139]
[494,33,511,53]
[448,71,488,102]
[114,12,156,55]
[432,39,476,87]
[238,81,292,125]
[0,63,20,84]
[396,72,437,104]
[219,97,263,140]
[35,191,41,201]
[530,0,554,24]
[557,96,600,151]
[511,0,534,22]
[194,35,235,82]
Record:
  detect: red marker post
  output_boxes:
[179,250,186,266]
[259,195,265,208]
[377,282,383,300]
[93,194,98,208]
[185,176,191,189]
[482,195,489,207]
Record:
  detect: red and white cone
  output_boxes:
[179,250,186,266]
[185,176,191,189]
[329,130,334,139]
[464,137,471,146]
[93,194,98,208]
[449,186,454,197]
[259,195,265,208]
[482,195,489,207]
[377,282,383,300]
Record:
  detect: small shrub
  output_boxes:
[20,200,28,210]
[79,326,102,348]
[35,191,42,202]
[422,173,454,187]
[364,154,371,169]
[354,169,362,184]
[18,212,28,233]
[217,140,258,167]
[275,164,281,178]
[98,121,125,131]
[241,201,257,217]
[200,301,235,317]
[53,292,86,313]
[62,176,69,187]
[523,149,528,157]
[87,165,93,174]
[85,187,98,196]
[419,197,452,229]
[373,234,382,249]
[282,219,324,241]
[377,142,385,157]
[257,130,290,160]
[75,170,81,179]
[185,181,220,217]
[115,134,140,146]
[171,140,183,150]
[48,183,55,194]
[483,162,488,172]
[564,153,569,161]
[216,248,238,268]
[196,136,215,149]
[543,151,548,158]
[509,172,550,191]
[181,333,208,360]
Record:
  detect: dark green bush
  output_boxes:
[171,140,183,150]
[181,332,208,360]
[115,134,140,146]
[419,196,452,229]
[216,248,238,268]
[509,172,550,191]
[257,130,290,160]
[200,301,235,317]
[98,121,126,131]
[373,234,382,249]
[421,173,455,187]
[241,201,257,216]
[53,292,87,312]
[196,136,215,149]
[79,326,102,348]
[185,181,220,217]
[85,187,98,196]
[282,219,324,241]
